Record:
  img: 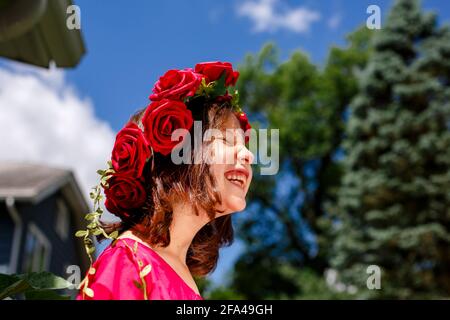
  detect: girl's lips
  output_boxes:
[224,168,250,179]
[224,168,249,189]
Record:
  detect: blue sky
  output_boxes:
[2,0,450,288]
[67,0,450,133]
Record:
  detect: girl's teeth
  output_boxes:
[225,173,246,188]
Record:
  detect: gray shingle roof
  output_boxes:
[0,162,72,202]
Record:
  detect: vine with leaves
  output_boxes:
[74,160,119,297]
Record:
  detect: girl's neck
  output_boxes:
[121,203,211,265]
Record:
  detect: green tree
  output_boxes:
[228,27,373,299]
[332,0,450,299]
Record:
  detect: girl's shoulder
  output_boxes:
[77,237,154,300]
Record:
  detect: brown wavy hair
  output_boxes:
[101,97,236,277]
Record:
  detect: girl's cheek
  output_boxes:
[211,142,227,164]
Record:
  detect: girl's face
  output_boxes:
[209,114,254,216]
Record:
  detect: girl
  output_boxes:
[77,61,254,300]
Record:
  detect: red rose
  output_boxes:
[104,174,147,218]
[111,122,151,178]
[236,112,251,143]
[142,99,194,156]
[149,68,203,101]
[214,93,233,104]
[194,61,239,87]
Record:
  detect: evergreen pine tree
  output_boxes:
[332,0,450,298]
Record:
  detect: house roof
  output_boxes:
[0,162,88,210]
[0,0,86,68]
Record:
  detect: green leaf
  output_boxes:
[84,213,97,221]
[0,272,72,300]
[87,246,96,254]
[0,273,20,290]
[92,229,103,236]
[21,272,73,290]
[133,280,143,290]
[105,168,115,175]
[87,222,97,229]
[0,274,28,300]
[83,287,94,298]
[75,230,87,237]
[0,280,29,300]
[140,265,152,278]
[109,231,119,239]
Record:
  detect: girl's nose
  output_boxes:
[237,145,254,165]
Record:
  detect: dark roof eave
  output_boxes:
[0,0,86,68]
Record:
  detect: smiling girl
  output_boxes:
[77,62,254,300]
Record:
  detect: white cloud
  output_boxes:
[237,0,320,33]
[328,12,342,30]
[0,63,116,208]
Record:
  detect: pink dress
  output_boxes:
[76,237,204,300]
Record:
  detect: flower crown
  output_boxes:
[76,62,251,260]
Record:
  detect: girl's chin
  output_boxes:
[225,198,247,213]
